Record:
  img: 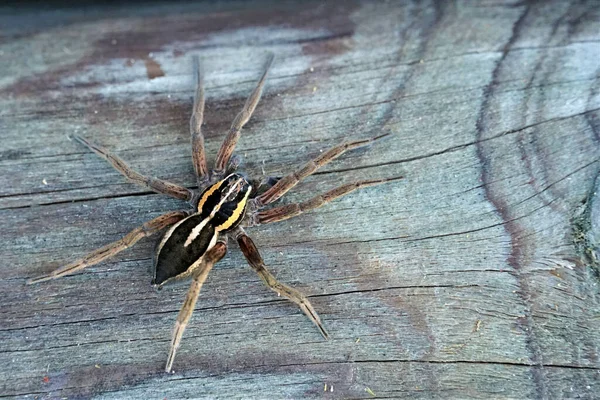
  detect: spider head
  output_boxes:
[205,173,253,231]
[218,173,251,203]
[196,173,251,215]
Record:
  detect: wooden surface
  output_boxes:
[1,1,599,398]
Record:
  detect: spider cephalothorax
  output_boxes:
[27,54,400,372]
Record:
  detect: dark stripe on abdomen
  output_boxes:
[153,214,216,285]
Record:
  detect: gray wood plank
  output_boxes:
[1,1,599,398]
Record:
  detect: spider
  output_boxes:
[27,54,400,372]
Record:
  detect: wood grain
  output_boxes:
[1,1,599,398]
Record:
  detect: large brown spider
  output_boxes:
[27,54,399,372]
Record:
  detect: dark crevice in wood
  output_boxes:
[473,0,544,393]
[266,198,564,248]
[313,283,482,297]
[0,189,192,211]
[4,282,478,334]
[268,76,598,123]
[335,41,600,75]
[320,107,600,176]
[0,182,119,199]
[509,158,599,210]
[426,269,512,275]
[0,336,161,354]
[0,391,48,399]
[0,140,189,164]
[275,358,600,371]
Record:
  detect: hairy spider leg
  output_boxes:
[252,177,403,225]
[254,133,390,207]
[72,135,194,202]
[165,239,227,373]
[213,53,274,177]
[27,211,189,284]
[190,56,209,185]
[235,228,329,339]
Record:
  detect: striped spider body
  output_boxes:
[154,174,251,286]
[27,54,400,372]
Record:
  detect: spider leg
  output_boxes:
[190,56,209,185]
[27,210,189,284]
[255,133,389,207]
[72,135,194,202]
[235,229,328,339]
[165,239,227,373]
[213,54,274,176]
[250,177,402,226]
[249,176,282,197]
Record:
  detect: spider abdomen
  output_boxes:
[152,214,217,286]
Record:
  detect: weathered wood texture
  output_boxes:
[1,1,599,398]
